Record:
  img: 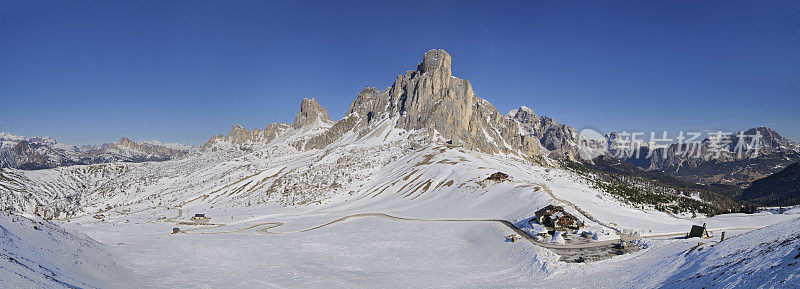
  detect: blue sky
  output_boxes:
[1,0,798,145]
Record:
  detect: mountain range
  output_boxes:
[1,49,798,218]
[0,132,196,170]
[616,126,800,187]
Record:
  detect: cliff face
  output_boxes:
[506,107,581,160]
[203,49,614,162]
[199,123,291,151]
[293,98,332,129]
[335,49,546,159]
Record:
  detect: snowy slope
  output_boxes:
[663,216,800,288]
[0,212,138,288]
[532,214,800,288]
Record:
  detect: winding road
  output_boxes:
[165,209,701,249]
[159,182,758,250]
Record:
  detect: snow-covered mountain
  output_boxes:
[617,126,800,187]
[0,132,196,170]
[0,49,762,221]
[203,50,553,162]
[506,106,582,160]
[1,49,798,287]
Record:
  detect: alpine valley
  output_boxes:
[2,50,799,288]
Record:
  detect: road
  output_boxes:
[167,210,715,249]
[161,182,759,250]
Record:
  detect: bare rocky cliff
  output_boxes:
[200,123,291,151]
[506,106,581,160]
[298,49,547,160]
[200,49,603,163]
[293,98,332,129]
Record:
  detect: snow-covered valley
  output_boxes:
[4,137,799,288]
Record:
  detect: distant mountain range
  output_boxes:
[0,132,196,170]
[614,126,800,187]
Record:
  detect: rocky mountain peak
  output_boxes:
[507,106,538,125]
[226,124,255,143]
[322,49,543,160]
[293,98,332,129]
[744,126,793,147]
[417,49,452,77]
[117,137,136,148]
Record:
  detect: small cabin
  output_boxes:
[486,172,509,181]
[191,213,211,222]
[688,223,710,238]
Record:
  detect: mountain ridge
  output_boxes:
[0,132,196,170]
[197,49,798,192]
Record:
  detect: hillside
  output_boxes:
[0,212,138,288]
[741,162,800,206]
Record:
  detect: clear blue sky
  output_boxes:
[1,1,798,145]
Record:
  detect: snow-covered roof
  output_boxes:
[529,223,549,234]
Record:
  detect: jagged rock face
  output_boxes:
[743,127,799,154]
[391,50,477,142]
[506,108,581,160]
[339,49,544,159]
[537,117,579,159]
[200,123,291,151]
[346,87,391,125]
[202,98,335,151]
[114,137,192,158]
[506,106,539,135]
[204,50,572,160]
[293,98,332,129]
[0,133,195,170]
